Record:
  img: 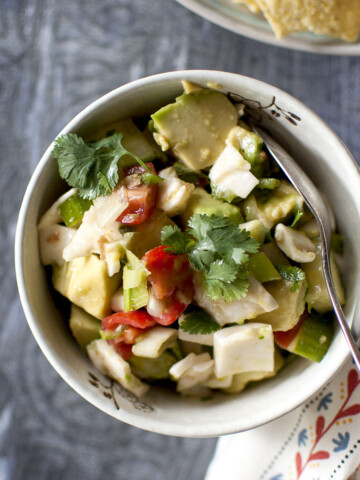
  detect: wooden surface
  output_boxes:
[2,1,360,479]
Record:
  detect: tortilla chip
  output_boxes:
[233,0,262,13]
[254,0,360,42]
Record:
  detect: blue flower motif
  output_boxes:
[317,392,333,411]
[332,432,350,452]
[269,475,283,480]
[298,428,308,446]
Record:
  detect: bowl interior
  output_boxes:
[16,71,360,437]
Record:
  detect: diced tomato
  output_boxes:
[103,311,156,360]
[102,310,157,331]
[149,289,192,326]
[109,341,134,361]
[116,163,158,225]
[124,163,156,176]
[274,311,307,349]
[142,246,193,300]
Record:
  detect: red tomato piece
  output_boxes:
[142,246,193,300]
[149,290,192,326]
[109,341,133,361]
[274,311,307,349]
[116,162,158,226]
[102,310,157,331]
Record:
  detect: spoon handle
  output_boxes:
[320,231,360,371]
[251,123,360,371]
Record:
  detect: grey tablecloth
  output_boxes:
[1,1,360,479]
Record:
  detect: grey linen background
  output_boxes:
[1,1,360,479]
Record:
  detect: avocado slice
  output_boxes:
[86,117,158,165]
[151,89,237,170]
[243,180,303,230]
[129,351,178,380]
[256,277,307,331]
[52,254,121,319]
[69,304,101,349]
[180,187,244,226]
[301,240,345,314]
[124,209,175,258]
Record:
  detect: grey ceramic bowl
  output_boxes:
[15,71,360,437]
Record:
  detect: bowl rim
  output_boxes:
[174,0,360,56]
[15,70,360,437]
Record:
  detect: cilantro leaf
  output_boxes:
[161,225,193,254]
[173,161,208,185]
[53,132,154,200]
[204,264,249,302]
[290,210,303,228]
[276,265,306,292]
[188,214,229,241]
[180,309,220,335]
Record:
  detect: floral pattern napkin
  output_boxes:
[205,358,360,480]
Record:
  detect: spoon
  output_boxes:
[251,123,360,371]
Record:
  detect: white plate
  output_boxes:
[175,0,360,55]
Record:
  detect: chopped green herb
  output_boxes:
[180,309,220,335]
[53,132,158,200]
[290,210,304,228]
[162,214,259,302]
[173,161,208,185]
[276,265,306,292]
[161,225,194,254]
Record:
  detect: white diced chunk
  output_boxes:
[275,223,316,263]
[194,275,278,326]
[209,144,258,199]
[103,242,125,277]
[63,186,127,262]
[202,373,232,389]
[157,168,195,216]
[177,359,214,391]
[132,326,177,358]
[178,314,215,346]
[111,288,125,312]
[86,339,148,397]
[169,352,211,380]
[214,323,274,377]
[38,224,76,266]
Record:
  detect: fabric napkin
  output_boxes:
[205,358,360,480]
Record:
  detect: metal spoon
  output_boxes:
[251,123,360,371]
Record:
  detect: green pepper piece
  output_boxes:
[248,252,282,283]
[58,193,92,227]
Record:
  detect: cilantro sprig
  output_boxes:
[173,161,208,185]
[53,132,159,200]
[180,309,220,335]
[276,265,306,292]
[161,214,260,302]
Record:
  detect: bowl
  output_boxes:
[15,70,360,437]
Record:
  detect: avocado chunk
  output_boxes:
[87,117,158,165]
[301,240,345,314]
[243,180,303,229]
[124,209,175,257]
[256,277,307,331]
[129,350,178,380]
[151,89,237,170]
[52,254,121,319]
[69,304,101,349]
[180,187,244,226]
[239,220,266,244]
